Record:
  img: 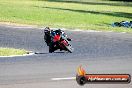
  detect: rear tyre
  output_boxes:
[49,48,53,53]
[49,43,54,53]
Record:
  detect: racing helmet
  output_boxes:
[55,29,61,35]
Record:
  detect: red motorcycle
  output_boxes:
[49,33,73,53]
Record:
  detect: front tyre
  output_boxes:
[66,46,73,53]
[64,44,73,53]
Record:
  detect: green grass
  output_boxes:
[0,48,27,56]
[0,0,132,32]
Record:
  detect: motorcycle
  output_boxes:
[49,33,73,53]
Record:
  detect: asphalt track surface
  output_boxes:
[0,24,132,88]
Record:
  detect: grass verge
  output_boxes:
[0,48,27,56]
[0,0,132,32]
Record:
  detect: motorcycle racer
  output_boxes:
[44,27,71,53]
